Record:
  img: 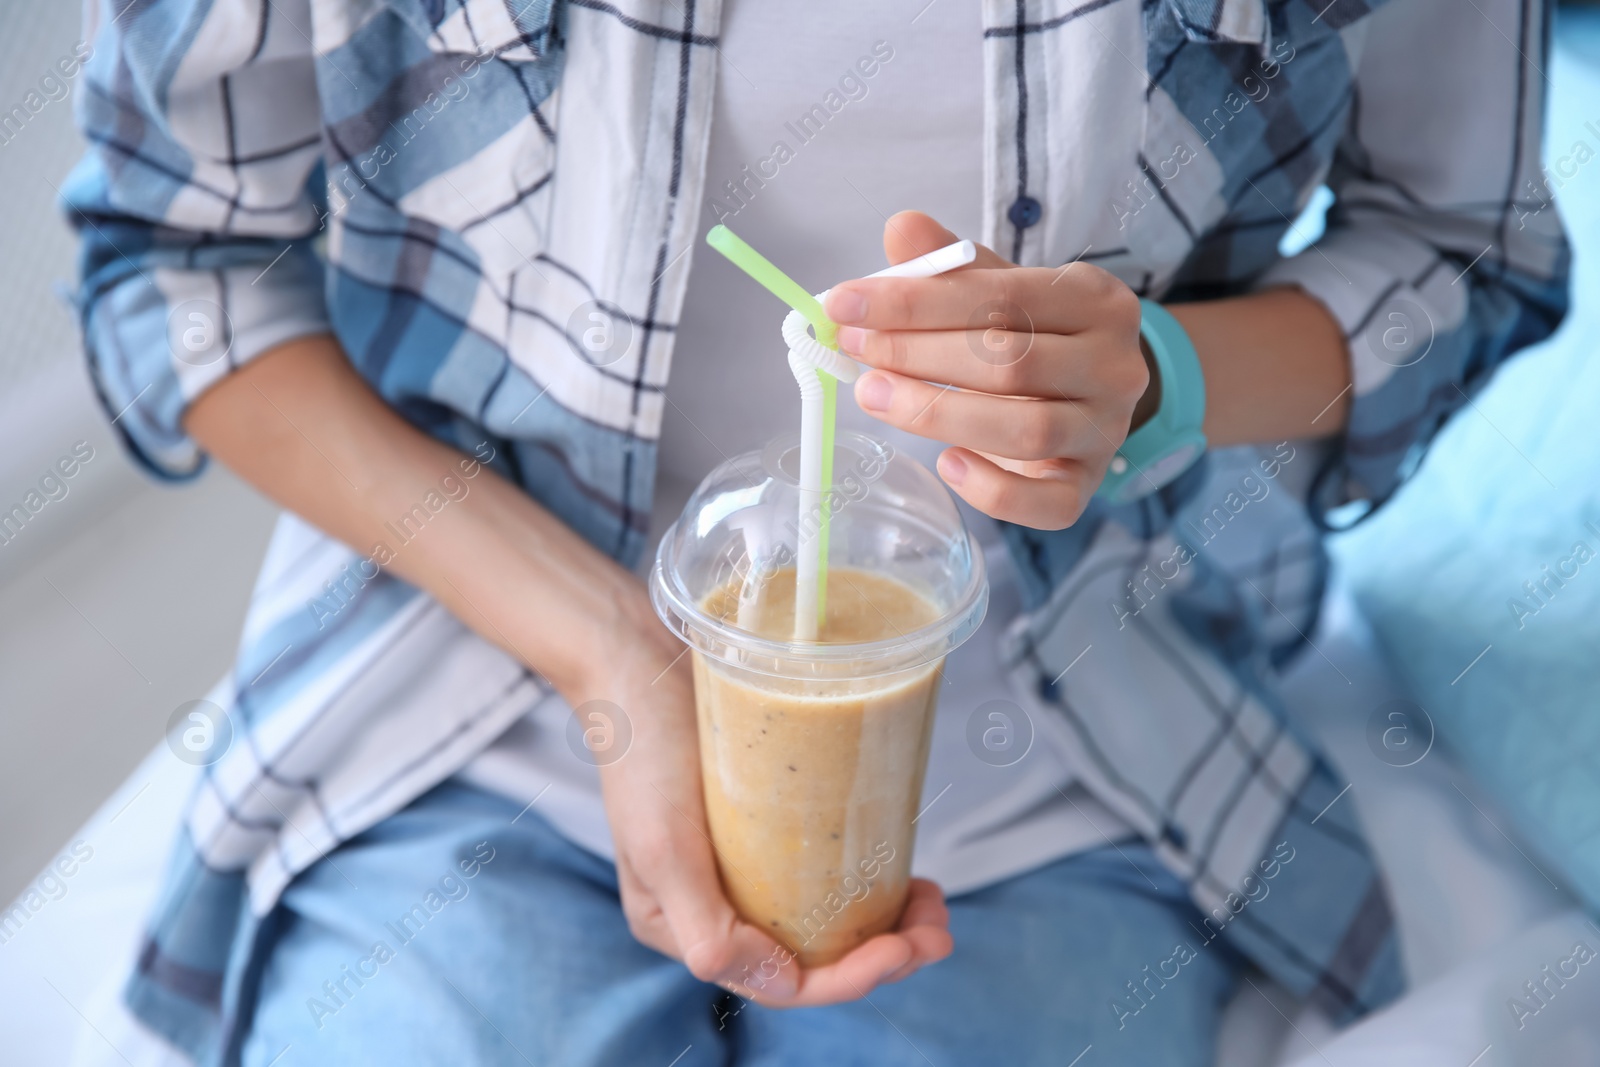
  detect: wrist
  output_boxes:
[1096,300,1208,504]
[568,575,683,699]
[1129,333,1162,433]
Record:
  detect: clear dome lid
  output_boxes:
[650,431,989,680]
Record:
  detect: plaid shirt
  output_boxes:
[65,0,1567,1059]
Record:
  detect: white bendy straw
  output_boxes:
[781,240,976,641]
[705,226,977,642]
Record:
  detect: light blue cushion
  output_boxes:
[1333,18,1600,914]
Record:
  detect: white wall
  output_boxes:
[0,3,280,902]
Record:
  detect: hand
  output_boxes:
[181,329,958,1005]
[575,602,954,1007]
[825,212,1150,530]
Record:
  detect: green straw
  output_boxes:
[705,224,838,629]
[706,225,838,349]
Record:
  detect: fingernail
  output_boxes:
[740,963,797,1001]
[836,325,868,355]
[768,966,799,1000]
[856,373,893,413]
[938,451,967,486]
[826,287,868,324]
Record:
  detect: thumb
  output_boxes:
[882,210,1010,269]
[659,858,800,1000]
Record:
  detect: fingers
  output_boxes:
[619,820,800,1000]
[671,889,798,999]
[877,879,954,985]
[882,211,1010,271]
[742,880,954,1008]
[826,260,1139,336]
[896,878,952,942]
[838,323,1116,398]
[718,935,904,1009]
[889,878,954,972]
[853,370,1100,461]
[937,448,1094,531]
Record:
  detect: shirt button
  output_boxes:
[1008,195,1043,229]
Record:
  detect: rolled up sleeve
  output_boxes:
[62,0,330,479]
[1259,0,1570,525]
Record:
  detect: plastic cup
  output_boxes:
[651,431,988,966]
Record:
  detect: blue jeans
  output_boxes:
[237,781,1241,1066]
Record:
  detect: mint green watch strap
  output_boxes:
[1096,300,1207,505]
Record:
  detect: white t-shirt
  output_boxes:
[459,0,1130,894]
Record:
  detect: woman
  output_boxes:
[67,0,1566,1063]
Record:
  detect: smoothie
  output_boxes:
[694,566,943,965]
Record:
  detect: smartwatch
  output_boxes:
[1095,300,1208,505]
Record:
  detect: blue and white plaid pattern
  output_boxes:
[64,0,1567,1060]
